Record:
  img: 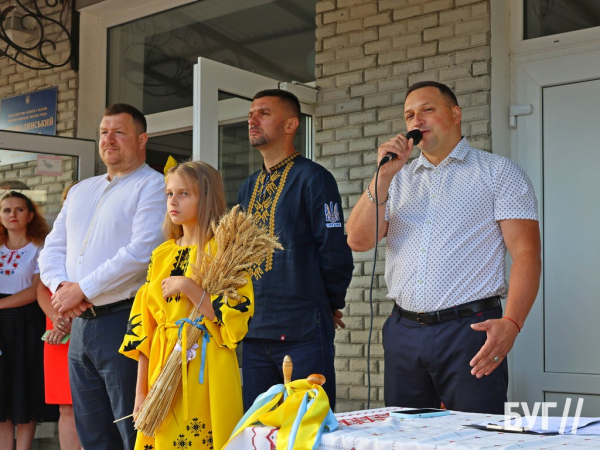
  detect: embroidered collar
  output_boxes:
[263,152,300,173]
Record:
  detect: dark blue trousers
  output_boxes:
[242,313,337,412]
[69,308,137,450]
[383,304,508,414]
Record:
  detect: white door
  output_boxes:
[194,57,316,205]
[513,49,600,416]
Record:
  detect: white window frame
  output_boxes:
[509,0,600,55]
[0,131,95,180]
[491,1,600,161]
[193,57,316,167]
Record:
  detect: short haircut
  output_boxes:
[103,103,147,133]
[253,89,301,119]
[405,81,459,108]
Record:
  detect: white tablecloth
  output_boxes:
[225,407,600,449]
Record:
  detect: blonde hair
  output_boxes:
[163,161,227,271]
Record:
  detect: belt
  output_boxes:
[394,296,501,325]
[80,298,135,319]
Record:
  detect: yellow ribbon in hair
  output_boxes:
[225,379,336,450]
[164,155,178,179]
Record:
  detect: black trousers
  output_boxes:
[382,304,508,414]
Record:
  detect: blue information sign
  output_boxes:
[0,87,58,135]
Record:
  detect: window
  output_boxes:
[524,0,600,40]
[107,0,316,115]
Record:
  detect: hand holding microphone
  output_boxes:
[378,129,423,167]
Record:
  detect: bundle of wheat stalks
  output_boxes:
[134,205,282,437]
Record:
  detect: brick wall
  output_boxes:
[0,157,78,224]
[0,2,78,137]
[314,0,492,412]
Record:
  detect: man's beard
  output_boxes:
[250,135,268,147]
[249,122,285,148]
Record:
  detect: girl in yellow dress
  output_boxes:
[120,161,253,450]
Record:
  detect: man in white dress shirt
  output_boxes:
[39,104,166,450]
[346,81,541,414]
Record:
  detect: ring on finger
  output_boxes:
[493,356,500,363]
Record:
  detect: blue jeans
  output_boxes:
[242,312,337,411]
[69,308,137,450]
[383,304,508,414]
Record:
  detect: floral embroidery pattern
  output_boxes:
[172,433,192,449]
[202,430,213,449]
[183,418,213,448]
[0,250,24,276]
[186,418,205,438]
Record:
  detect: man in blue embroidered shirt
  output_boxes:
[238,89,354,411]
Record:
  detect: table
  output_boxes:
[225,407,600,449]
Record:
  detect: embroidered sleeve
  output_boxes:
[205,274,254,349]
[119,254,156,360]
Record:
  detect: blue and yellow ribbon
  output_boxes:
[225,379,338,450]
[175,316,210,421]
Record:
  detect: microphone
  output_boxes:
[378,129,423,167]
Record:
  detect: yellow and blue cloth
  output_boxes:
[226,378,338,450]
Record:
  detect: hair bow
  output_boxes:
[164,155,178,179]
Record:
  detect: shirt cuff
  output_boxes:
[79,275,100,300]
[48,278,63,294]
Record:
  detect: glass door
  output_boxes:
[0,131,95,226]
[194,57,316,206]
[0,130,95,444]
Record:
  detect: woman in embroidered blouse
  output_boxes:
[0,191,58,450]
[120,161,253,450]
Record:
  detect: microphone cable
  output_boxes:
[365,130,422,409]
[366,164,383,409]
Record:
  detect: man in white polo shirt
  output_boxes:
[347,81,541,414]
[39,104,165,449]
